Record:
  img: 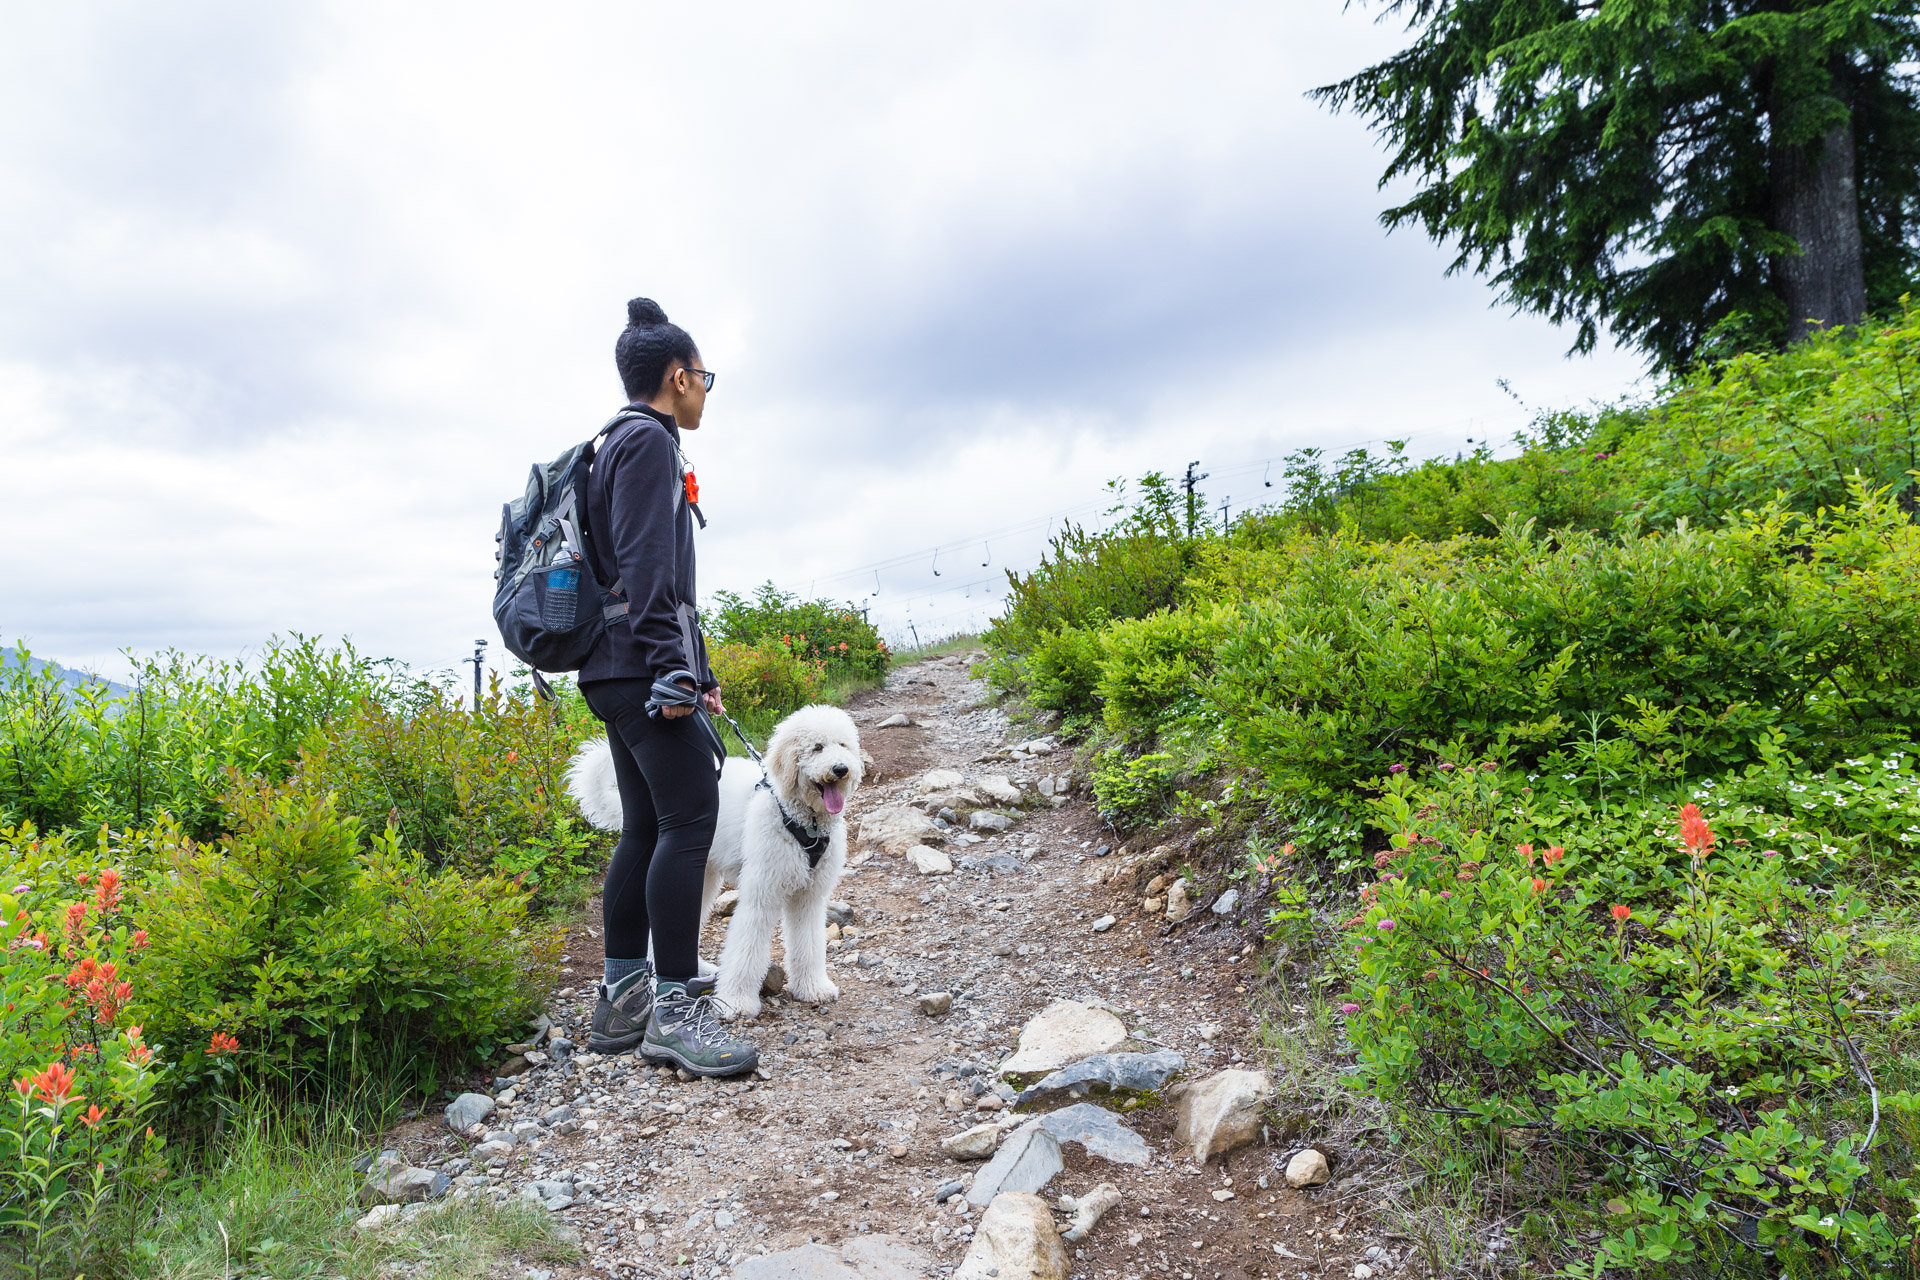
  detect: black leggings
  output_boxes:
[580,678,720,983]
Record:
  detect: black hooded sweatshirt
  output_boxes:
[577,403,715,689]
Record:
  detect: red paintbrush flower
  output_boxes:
[93,869,120,913]
[27,1061,76,1105]
[1678,804,1715,857]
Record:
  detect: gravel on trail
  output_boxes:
[369,653,1401,1280]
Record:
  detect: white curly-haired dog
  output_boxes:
[566,704,862,1019]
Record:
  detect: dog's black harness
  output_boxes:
[647,671,832,869]
[755,775,832,868]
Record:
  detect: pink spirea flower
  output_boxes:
[1376,919,1396,932]
[1439,891,1453,899]
[1340,1003,1361,1015]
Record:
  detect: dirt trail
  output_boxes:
[404,654,1399,1279]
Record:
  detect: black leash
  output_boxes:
[645,673,832,868]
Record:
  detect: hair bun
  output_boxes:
[626,297,669,327]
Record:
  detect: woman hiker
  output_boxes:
[577,296,758,1077]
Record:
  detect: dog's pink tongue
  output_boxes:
[821,783,845,815]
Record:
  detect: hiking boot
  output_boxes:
[588,967,656,1054]
[642,986,759,1077]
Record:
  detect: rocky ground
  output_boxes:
[360,653,1404,1280]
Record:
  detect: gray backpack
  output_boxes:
[491,409,652,689]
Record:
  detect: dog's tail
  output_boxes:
[565,737,624,831]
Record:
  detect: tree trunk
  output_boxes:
[1770,116,1867,343]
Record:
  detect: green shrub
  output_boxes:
[1089,749,1182,824]
[706,638,828,749]
[1266,424,1630,542]
[1019,626,1105,717]
[1609,303,1920,525]
[985,474,1195,706]
[1343,765,1918,1273]
[1134,487,1920,802]
[0,637,401,840]
[1251,306,1920,547]
[1092,601,1249,738]
[293,679,594,888]
[130,782,551,1090]
[706,584,889,684]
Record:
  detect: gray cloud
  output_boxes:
[0,1,1649,676]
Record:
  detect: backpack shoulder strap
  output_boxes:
[582,407,669,601]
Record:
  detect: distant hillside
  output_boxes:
[0,647,130,697]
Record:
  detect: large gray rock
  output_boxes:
[1027,1103,1152,1166]
[732,1234,936,1279]
[918,788,986,813]
[858,805,941,856]
[1165,878,1192,921]
[955,1192,1070,1280]
[969,810,1015,833]
[444,1092,494,1132]
[907,846,954,876]
[941,1122,1001,1160]
[966,1126,1063,1207]
[1172,1068,1273,1162]
[975,775,1023,804]
[1014,1050,1185,1106]
[913,768,965,793]
[356,1157,449,1208]
[998,1000,1128,1080]
[1211,887,1240,915]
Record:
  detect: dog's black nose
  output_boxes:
[831,762,849,778]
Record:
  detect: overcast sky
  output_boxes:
[0,2,1649,681]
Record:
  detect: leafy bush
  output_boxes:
[706,638,828,749]
[128,782,551,1090]
[1248,306,1920,550]
[1082,487,1920,808]
[1089,749,1182,824]
[1609,305,1920,525]
[292,679,595,889]
[985,474,1195,710]
[1017,626,1105,718]
[1263,423,1631,542]
[0,637,400,840]
[706,583,889,683]
[978,307,1920,1274]
[1345,765,1918,1272]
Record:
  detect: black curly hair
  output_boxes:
[615,297,700,402]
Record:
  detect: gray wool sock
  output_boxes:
[603,956,650,992]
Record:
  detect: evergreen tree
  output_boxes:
[1316,0,1920,369]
